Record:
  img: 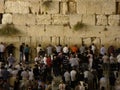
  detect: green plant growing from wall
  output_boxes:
[0,24,21,36]
[73,21,86,31]
[43,0,52,9]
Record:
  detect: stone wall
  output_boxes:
[0,0,120,59]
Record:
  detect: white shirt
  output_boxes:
[0,44,5,52]
[43,56,47,65]
[99,77,107,89]
[0,69,2,77]
[36,46,43,54]
[91,45,96,54]
[110,55,115,63]
[29,70,34,80]
[117,54,120,63]
[56,46,62,53]
[102,55,109,63]
[21,70,29,80]
[70,70,77,81]
[15,64,21,70]
[80,46,85,54]
[11,69,18,77]
[84,70,89,78]
[34,56,41,62]
[100,46,106,55]
[63,46,69,53]
[7,68,13,74]
[64,71,70,82]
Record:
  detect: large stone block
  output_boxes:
[41,1,59,14]
[69,14,82,25]
[27,25,45,37]
[5,1,30,14]
[2,14,13,24]
[52,15,69,24]
[36,15,51,25]
[77,0,116,14]
[46,25,64,44]
[101,1,116,14]
[0,0,4,13]
[46,25,64,36]
[96,15,108,26]
[59,2,68,14]
[68,1,77,14]
[29,1,40,15]
[13,14,36,25]
[108,15,120,26]
[77,1,87,14]
[14,25,28,36]
[86,1,102,14]
[82,14,96,25]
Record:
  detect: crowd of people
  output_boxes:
[0,42,120,90]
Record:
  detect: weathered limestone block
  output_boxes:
[77,0,115,14]
[15,25,28,35]
[46,25,64,36]
[52,15,69,24]
[68,1,77,14]
[27,25,44,37]
[82,14,95,25]
[77,0,102,14]
[46,25,64,44]
[29,1,40,15]
[13,14,36,25]
[96,15,108,26]
[86,1,102,14]
[2,14,12,24]
[5,1,30,14]
[77,1,87,14]
[59,1,68,14]
[41,1,59,14]
[36,15,51,25]
[69,14,82,25]
[108,15,120,26]
[0,0,4,13]
[101,1,116,14]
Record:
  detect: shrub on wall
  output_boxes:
[73,22,86,31]
[0,24,21,36]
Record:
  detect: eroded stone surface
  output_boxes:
[5,1,30,14]
[2,14,13,24]
[0,0,4,13]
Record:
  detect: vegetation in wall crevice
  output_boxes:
[0,24,21,36]
[73,21,86,31]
